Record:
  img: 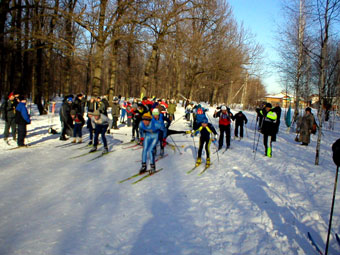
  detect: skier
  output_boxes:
[139,111,165,174]
[126,101,133,127]
[185,101,194,122]
[259,103,277,157]
[167,99,177,122]
[213,105,233,150]
[15,95,31,147]
[151,108,168,156]
[131,102,147,142]
[232,111,248,139]
[296,107,315,146]
[88,110,109,154]
[191,119,217,167]
[3,91,19,144]
[272,102,282,142]
[97,97,108,116]
[70,109,85,143]
[193,104,208,130]
[72,93,86,116]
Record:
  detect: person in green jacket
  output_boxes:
[167,99,177,122]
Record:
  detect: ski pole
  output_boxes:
[253,132,261,160]
[252,118,258,152]
[245,123,249,138]
[325,165,339,255]
[212,140,219,163]
[169,135,182,154]
[192,134,197,162]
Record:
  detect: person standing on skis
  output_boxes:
[259,103,277,157]
[191,119,217,167]
[213,105,233,150]
[139,112,165,174]
[88,110,109,154]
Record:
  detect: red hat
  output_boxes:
[8,92,14,99]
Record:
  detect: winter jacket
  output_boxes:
[233,112,248,125]
[297,113,314,144]
[15,102,31,125]
[214,109,233,126]
[194,107,208,124]
[73,97,86,116]
[98,101,108,116]
[260,109,277,136]
[60,102,72,123]
[4,99,18,121]
[87,100,97,113]
[193,123,217,141]
[111,103,120,118]
[139,117,165,139]
[72,113,85,126]
[91,114,109,128]
[168,103,177,115]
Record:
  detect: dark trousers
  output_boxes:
[235,123,244,137]
[17,124,27,146]
[87,118,93,140]
[61,121,73,137]
[198,136,211,159]
[132,121,140,139]
[73,123,82,138]
[4,117,16,140]
[111,116,118,129]
[94,124,108,148]
[263,134,273,156]
[219,125,230,148]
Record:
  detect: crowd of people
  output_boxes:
[1,91,321,173]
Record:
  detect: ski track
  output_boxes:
[0,100,339,254]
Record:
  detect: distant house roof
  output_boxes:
[265,92,293,99]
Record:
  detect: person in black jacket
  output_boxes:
[59,96,74,140]
[232,111,248,139]
[3,92,19,144]
[15,95,31,147]
[70,109,85,143]
[72,94,86,116]
[272,103,282,142]
[332,139,340,167]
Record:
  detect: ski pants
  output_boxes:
[234,123,244,138]
[120,109,126,122]
[17,124,27,146]
[263,134,273,156]
[94,124,108,148]
[132,120,140,139]
[198,136,211,159]
[73,123,82,138]
[3,117,16,140]
[142,132,158,165]
[219,124,231,148]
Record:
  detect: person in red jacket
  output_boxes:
[213,105,233,150]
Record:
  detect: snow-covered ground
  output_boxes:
[0,102,339,255]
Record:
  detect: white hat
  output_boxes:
[152,108,160,115]
[221,106,227,111]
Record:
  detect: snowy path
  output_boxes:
[0,104,339,254]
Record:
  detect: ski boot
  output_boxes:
[139,163,147,174]
[150,164,156,174]
[88,140,93,146]
[90,146,97,153]
[206,158,211,167]
[71,138,76,143]
[78,138,82,143]
[102,146,108,154]
[195,157,201,167]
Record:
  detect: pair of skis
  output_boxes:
[187,163,212,175]
[119,168,163,184]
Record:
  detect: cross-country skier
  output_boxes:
[232,111,248,139]
[70,109,85,143]
[191,119,217,167]
[213,105,233,150]
[139,112,165,174]
[259,103,277,157]
[88,110,109,154]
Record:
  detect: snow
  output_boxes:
[0,102,339,255]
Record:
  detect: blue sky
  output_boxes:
[228,0,284,94]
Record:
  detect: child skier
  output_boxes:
[191,119,217,167]
[70,110,85,143]
[88,110,109,154]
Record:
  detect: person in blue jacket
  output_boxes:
[15,95,31,147]
[193,104,208,130]
[139,111,166,174]
[151,108,168,157]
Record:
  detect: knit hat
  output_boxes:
[142,112,152,120]
[202,118,208,124]
[305,107,312,112]
[70,110,76,115]
[67,97,73,102]
[265,103,272,108]
[8,92,14,99]
[152,108,160,115]
[221,106,227,111]
[92,110,100,116]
